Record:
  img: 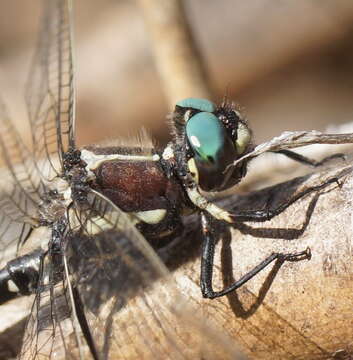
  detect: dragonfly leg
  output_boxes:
[274,149,346,167]
[200,212,311,299]
[187,174,339,224]
[227,175,340,223]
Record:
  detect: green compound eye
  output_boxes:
[186,111,237,192]
[176,98,216,113]
[186,112,225,162]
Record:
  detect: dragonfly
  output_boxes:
[1,1,353,359]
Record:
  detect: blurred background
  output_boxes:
[0,0,353,157]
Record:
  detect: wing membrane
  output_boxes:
[64,191,240,359]
[0,0,75,259]
[19,263,89,360]
[25,0,75,180]
[0,97,43,261]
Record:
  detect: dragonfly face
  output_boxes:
[172,97,252,192]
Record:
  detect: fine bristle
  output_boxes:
[220,96,246,122]
[96,127,155,149]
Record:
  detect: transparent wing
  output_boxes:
[63,191,239,359]
[25,0,75,180]
[0,97,43,263]
[19,194,240,359]
[19,253,88,360]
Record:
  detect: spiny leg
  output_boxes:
[195,173,338,298]
[188,174,340,224]
[200,212,311,299]
[227,175,340,223]
[274,149,346,167]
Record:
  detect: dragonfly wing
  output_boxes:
[19,240,93,360]
[25,0,75,181]
[0,96,43,262]
[64,190,241,360]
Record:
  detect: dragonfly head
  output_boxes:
[172,98,253,192]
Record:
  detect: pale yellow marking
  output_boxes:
[132,209,167,225]
[187,158,199,185]
[80,149,160,178]
[187,187,232,223]
[235,122,251,154]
